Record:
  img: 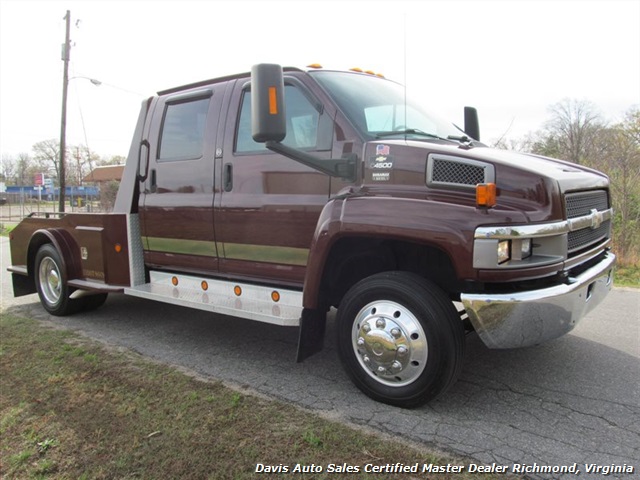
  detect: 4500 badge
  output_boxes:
[370,144,393,181]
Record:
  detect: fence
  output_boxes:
[0,192,108,225]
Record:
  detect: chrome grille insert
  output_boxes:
[565,190,610,254]
[565,190,608,218]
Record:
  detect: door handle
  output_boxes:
[137,140,150,181]
[223,163,233,192]
[150,169,157,193]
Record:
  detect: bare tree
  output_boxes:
[15,152,35,186]
[69,145,99,185]
[97,154,126,166]
[598,108,640,262]
[1,154,15,184]
[32,139,62,184]
[541,98,605,164]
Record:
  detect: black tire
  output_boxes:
[81,293,108,311]
[336,271,465,407]
[34,244,82,316]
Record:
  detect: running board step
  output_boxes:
[124,271,302,326]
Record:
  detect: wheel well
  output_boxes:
[320,237,460,308]
[27,234,53,278]
[26,230,81,282]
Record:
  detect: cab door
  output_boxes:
[138,83,228,275]
[216,76,333,286]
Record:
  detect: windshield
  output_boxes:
[311,71,465,140]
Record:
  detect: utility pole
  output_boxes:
[58,10,71,212]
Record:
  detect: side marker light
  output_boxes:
[476,183,497,208]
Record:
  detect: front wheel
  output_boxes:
[34,244,81,316]
[336,272,464,407]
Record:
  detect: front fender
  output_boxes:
[302,195,496,309]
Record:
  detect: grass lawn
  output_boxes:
[0,313,508,480]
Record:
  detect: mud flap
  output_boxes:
[296,307,327,362]
[12,272,36,297]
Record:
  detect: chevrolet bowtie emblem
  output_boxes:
[589,208,603,230]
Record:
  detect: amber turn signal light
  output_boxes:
[476,183,497,208]
[268,86,278,115]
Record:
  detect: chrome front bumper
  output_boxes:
[461,252,616,349]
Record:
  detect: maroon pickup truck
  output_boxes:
[8,64,615,407]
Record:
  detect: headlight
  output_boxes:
[498,240,511,264]
[520,238,532,259]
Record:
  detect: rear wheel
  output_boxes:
[336,271,464,407]
[34,244,81,316]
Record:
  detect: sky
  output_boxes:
[1,0,639,160]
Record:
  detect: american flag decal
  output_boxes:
[376,144,390,156]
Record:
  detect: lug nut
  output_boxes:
[363,355,370,365]
[376,318,386,329]
[362,323,371,333]
[377,366,386,374]
[397,346,408,356]
[391,328,401,338]
[357,337,365,346]
[392,361,403,372]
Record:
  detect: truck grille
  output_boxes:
[565,190,610,254]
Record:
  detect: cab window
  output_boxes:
[158,97,210,161]
[236,85,329,153]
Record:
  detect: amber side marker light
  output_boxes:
[171,276,179,286]
[476,183,497,208]
[268,86,278,115]
[271,291,281,303]
[201,281,208,291]
[114,243,122,253]
[234,285,242,296]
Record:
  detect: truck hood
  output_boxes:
[403,140,610,193]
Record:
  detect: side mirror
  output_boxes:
[251,64,286,143]
[464,106,480,141]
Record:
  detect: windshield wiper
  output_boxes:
[447,134,472,143]
[376,129,457,143]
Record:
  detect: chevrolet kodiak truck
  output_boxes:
[8,64,615,407]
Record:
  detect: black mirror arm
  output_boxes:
[265,141,356,181]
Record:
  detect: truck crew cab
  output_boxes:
[8,64,615,407]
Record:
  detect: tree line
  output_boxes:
[495,100,639,267]
[2,100,638,266]
[0,140,124,188]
